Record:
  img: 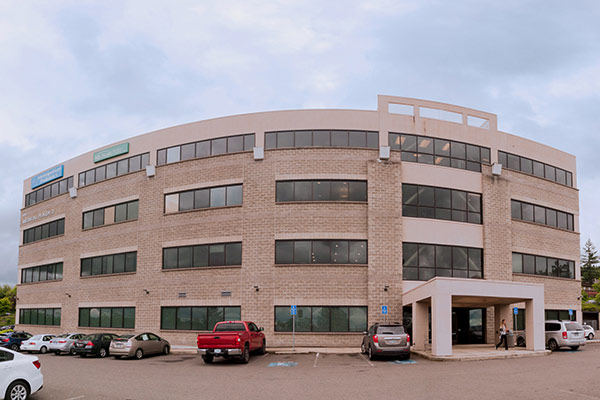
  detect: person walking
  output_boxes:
[496,319,508,350]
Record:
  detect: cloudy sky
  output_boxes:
[1,1,599,285]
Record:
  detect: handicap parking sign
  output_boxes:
[291,305,297,315]
[382,305,388,315]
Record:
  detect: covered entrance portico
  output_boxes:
[403,277,545,357]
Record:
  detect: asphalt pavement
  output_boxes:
[27,343,600,400]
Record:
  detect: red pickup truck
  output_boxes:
[197,321,266,364]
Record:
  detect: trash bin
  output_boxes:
[506,331,515,348]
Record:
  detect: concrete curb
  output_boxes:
[411,349,551,362]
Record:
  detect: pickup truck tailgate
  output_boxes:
[197,333,239,348]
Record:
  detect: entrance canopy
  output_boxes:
[403,277,545,356]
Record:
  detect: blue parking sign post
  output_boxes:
[569,309,573,321]
[382,305,388,324]
[291,305,297,351]
[514,307,518,335]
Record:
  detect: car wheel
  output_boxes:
[258,340,266,355]
[135,349,144,360]
[163,345,170,356]
[99,348,108,358]
[202,354,214,364]
[40,346,47,354]
[588,333,594,340]
[6,380,29,400]
[10,344,19,351]
[570,346,579,351]
[361,342,366,354]
[70,347,76,356]
[368,345,376,361]
[517,337,525,347]
[548,339,558,351]
[240,344,250,364]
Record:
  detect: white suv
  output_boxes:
[0,347,43,400]
[545,320,586,351]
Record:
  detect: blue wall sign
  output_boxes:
[568,309,573,316]
[382,305,388,315]
[514,307,518,315]
[291,305,297,315]
[31,165,64,189]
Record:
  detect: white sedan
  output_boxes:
[0,347,43,400]
[19,334,56,354]
[583,324,595,340]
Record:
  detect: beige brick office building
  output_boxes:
[16,95,580,353]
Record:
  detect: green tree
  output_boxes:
[581,239,600,285]
[0,298,11,315]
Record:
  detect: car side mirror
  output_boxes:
[259,327,264,331]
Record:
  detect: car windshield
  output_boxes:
[376,326,405,335]
[81,335,96,341]
[214,323,246,332]
[565,323,583,331]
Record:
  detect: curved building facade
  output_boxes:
[16,95,580,352]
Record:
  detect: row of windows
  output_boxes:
[403,243,483,281]
[79,307,136,329]
[511,200,574,231]
[81,252,137,277]
[275,240,367,265]
[276,180,367,203]
[165,184,242,214]
[498,151,573,187]
[23,218,65,244]
[390,133,491,172]
[545,310,575,321]
[19,308,61,326]
[21,262,63,284]
[512,252,575,279]
[160,306,241,331]
[274,306,367,332]
[402,184,482,224]
[265,130,378,150]
[83,200,139,229]
[25,176,74,207]
[163,243,242,269]
[79,153,150,187]
[157,134,254,166]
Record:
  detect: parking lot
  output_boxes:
[28,343,600,400]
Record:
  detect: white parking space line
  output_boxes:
[360,354,374,367]
[313,352,319,367]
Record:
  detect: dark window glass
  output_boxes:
[117,159,129,175]
[556,169,566,185]
[312,241,330,264]
[294,241,311,264]
[95,166,106,182]
[534,206,546,224]
[521,158,533,174]
[418,137,433,154]
[294,181,312,201]
[294,131,312,147]
[275,241,293,264]
[114,254,125,273]
[226,185,242,206]
[535,256,547,275]
[179,191,194,211]
[452,191,467,210]
[178,247,192,268]
[244,134,254,151]
[181,143,196,160]
[83,212,93,229]
[157,149,167,165]
[418,186,434,207]
[330,181,349,201]
[557,212,568,230]
[210,187,226,207]
[418,245,435,267]
[225,243,242,265]
[312,181,330,201]
[265,133,277,149]
[278,131,294,148]
[348,131,366,148]
[401,135,417,152]
[276,182,294,202]
[436,188,451,208]
[533,161,544,178]
[313,130,330,146]
[507,154,520,170]
[523,255,535,274]
[403,185,418,205]
[209,244,225,266]
[194,189,210,209]
[418,154,434,164]
[349,241,367,264]
[366,132,379,148]
[545,165,556,181]
[348,181,367,201]
[512,253,522,273]
[466,145,480,162]
[434,139,450,156]
[196,141,211,157]
[451,142,466,159]
[522,203,534,222]
[227,136,244,153]
[511,200,522,219]
[331,241,349,264]
[211,138,227,155]
[331,131,348,147]
[193,245,209,267]
[106,162,117,179]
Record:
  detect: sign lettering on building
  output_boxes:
[21,209,55,225]
[93,142,130,163]
[31,165,64,189]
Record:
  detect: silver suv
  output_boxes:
[361,323,410,361]
[545,320,586,351]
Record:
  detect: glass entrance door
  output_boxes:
[452,308,485,344]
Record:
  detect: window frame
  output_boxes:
[164,184,243,214]
[274,306,367,332]
[275,240,368,265]
[511,199,575,231]
[498,150,573,187]
[162,242,243,270]
[78,153,150,187]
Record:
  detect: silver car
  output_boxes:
[361,323,410,360]
[49,333,86,355]
[545,320,586,351]
[110,332,170,359]
[582,324,595,340]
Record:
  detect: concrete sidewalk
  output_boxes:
[412,344,550,361]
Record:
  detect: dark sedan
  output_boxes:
[72,333,118,358]
[0,331,32,352]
